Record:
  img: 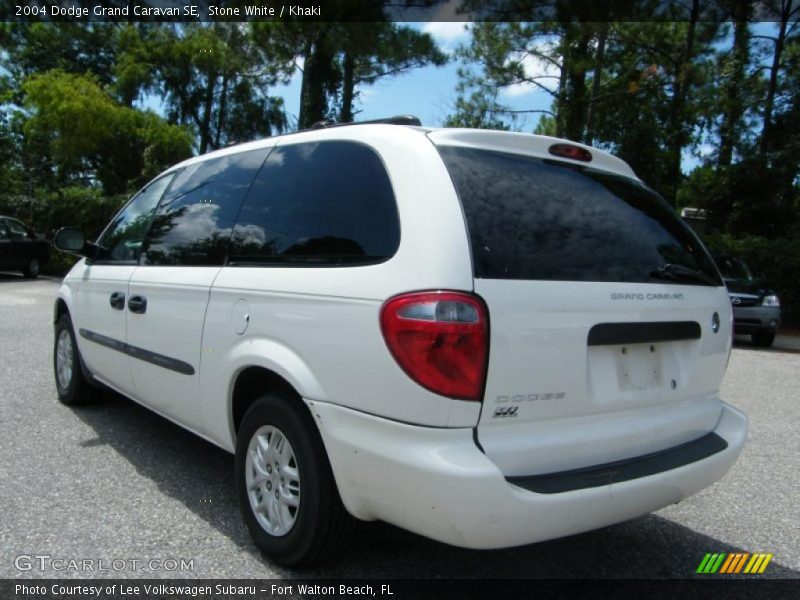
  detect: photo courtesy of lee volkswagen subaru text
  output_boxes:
[51,117,747,566]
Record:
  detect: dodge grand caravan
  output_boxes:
[52,118,747,566]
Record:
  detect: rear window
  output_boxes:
[437,146,721,286]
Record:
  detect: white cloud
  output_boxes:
[500,47,561,99]
[422,22,471,53]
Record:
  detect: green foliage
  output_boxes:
[0,186,128,274]
[704,232,800,327]
[443,71,512,130]
[446,22,560,133]
[0,187,125,239]
[0,23,120,94]
[533,114,556,136]
[680,158,798,238]
[141,23,291,152]
[21,70,192,194]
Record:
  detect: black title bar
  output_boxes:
[2,0,795,23]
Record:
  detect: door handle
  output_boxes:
[109,292,126,310]
[128,295,147,314]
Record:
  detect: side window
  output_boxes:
[6,219,28,238]
[229,141,400,266]
[95,174,175,264]
[0,221,9,240]
[142,149,269,266]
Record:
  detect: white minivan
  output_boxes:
[53,118,747,566]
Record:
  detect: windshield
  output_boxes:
[437,145,722,286]
[714,256,753,281]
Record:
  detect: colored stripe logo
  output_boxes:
[696,552,773,574]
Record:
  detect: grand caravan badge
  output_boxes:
[611,292,685,300]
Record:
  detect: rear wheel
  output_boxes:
[23,257,40,278]
[751,331,775,348]
[235,393,354,566]
[54,314,98,405]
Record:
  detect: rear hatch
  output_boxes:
[430,131,732,477]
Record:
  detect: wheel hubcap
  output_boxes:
[245,425,301,536]
[56,329,73,390]
[29,259,39,276]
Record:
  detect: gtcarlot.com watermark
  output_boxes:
[14,554,194,573]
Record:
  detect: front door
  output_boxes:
[70,174,175,397]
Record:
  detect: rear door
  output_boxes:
[433,137,732,477]
[126,148,268,432]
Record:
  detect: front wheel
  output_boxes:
[235,394,354,566]
[54,314,98,405]
[751,331,776,348]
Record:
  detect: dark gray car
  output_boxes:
[0,216,50,278]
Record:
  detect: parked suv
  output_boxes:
[53,120,747,566]
[713,254,780,347]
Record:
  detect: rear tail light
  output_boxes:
[380,291,488,401]
[549,143,592,162]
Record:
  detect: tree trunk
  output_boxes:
[760,4,789,157]
[555,36,569,139]
[214,73,229,150]
[585,22,608,146]
[198,74,216,155]
[563,27,591,142]
[665,0,700,206]
[340,50,355,123]
[718,2,751,169]
[297,40,313,129]
[298,29,334,130]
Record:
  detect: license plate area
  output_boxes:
[616,343,663,391]
[587,341,688,407]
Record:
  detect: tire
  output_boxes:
[23,257,40,279]
[751,331,775,348]
[54,313,98,405]
[236,393,354,566]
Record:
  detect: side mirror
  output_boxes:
[54,227,87,255]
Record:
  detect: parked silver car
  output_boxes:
[713,254,781,347]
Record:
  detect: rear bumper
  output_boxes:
[310,400,747,549]
[733,306,781,334]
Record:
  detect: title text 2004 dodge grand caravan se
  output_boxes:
[52,118,747,566]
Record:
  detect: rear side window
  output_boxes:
[229,141,399,266]
[437,146,721,286]
[142,148,269,266]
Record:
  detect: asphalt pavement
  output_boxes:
[1,273,798,580]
